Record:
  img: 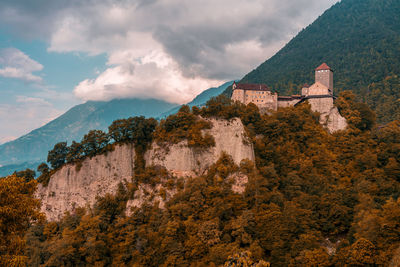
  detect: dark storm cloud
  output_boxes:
[0,0,338,99]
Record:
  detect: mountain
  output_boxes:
[160,80,236,118]
[0,81,234,175]
[0,98,177,167]
[225,0,400,123]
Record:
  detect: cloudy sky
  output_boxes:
[0,0,338,144]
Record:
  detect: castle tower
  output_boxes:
[315,63,333,94]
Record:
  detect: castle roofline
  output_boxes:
[278,95,303,101]
[315,63,333,71]
[235,83,270,91]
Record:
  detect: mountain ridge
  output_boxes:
[224,0,400,123]
[0,98,177,167]
[0,82,234,175]
[159,80,235,118]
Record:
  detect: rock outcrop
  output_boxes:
[36,143,136,221]
[36,118,255,221]
[308,97,347,133]
[145,118,254,177]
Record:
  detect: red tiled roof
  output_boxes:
[315,63,332,71]
[235,83,270,91]
[303,83,310,88]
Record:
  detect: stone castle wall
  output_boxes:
[232,89,278,111]
[315,69,333,91]
[232,63,347,133]
[277,98,301,108]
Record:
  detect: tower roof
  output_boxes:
[315,63,332,71]
[235,83,270,91]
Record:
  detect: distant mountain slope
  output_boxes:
[0,81,234,175]
[225,0,400,122]
[160,81,235,118]
[0,98,177,166]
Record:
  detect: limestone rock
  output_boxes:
[145,118,255,176]
[36,143,135,221]
[308,97,347,133]
[36,118,255,221]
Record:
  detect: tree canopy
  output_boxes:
[25,95,400,266]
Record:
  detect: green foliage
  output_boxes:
[29,95,400,265]
[366,75,400,124]
[108,116,157,146]
[66,141,83,164]
[47,142,68,169]
[43,116,157,184]
[81,130,110,157]
[154,105,215,149]
[37,162,49,175]
[226,0,400,124]
[36,163,51,187]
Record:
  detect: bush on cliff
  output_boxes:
[28,95,400,266]
[154,105,215,149]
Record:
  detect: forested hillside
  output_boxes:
[2,94,400,266]
[227,0,400,123]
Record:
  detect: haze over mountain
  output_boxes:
[0,98,177,168]
[3,1,400,266]
[225,0,400,123]
[160,81,235,118]
[0,82,236,176]
[3,0,400,172]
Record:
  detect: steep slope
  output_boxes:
[27,96,400,266]
[0,99,177,167]
[36,118,254,221]
[226,0,400,122]
[160,80,235,118]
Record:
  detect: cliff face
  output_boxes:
[36,143,136,221]
[36,118,255,221]
[146,118,254,177]
[308,98,347,133]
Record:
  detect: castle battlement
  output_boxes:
[231,63,347,132]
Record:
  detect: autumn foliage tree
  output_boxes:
[0,175,43,266]
[28,95,400,266]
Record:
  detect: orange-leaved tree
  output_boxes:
[0,175,43,266]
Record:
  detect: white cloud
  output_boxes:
[0,0,338,103]
[16,95,51,105]
[0,48,43,83]
[0,96,62,142]
[74,50,221,103]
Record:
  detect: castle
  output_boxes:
[231,63,347,132]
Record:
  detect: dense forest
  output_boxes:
[1,93,400,266]
[224,0,400,124]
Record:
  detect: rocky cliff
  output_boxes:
[36,118,255,221]
[308,98,348,133]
